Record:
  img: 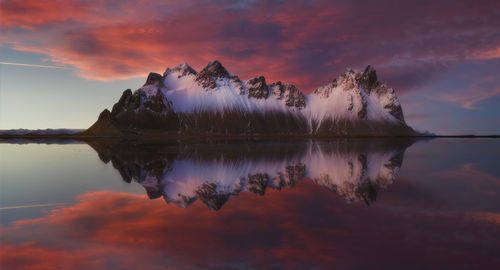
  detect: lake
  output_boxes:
[1,138,499,269]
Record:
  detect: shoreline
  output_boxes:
[0,134,498,140]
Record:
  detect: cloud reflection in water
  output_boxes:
[1,138,499,269]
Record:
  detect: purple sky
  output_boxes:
[0,0,499,134]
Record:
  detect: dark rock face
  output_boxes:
[283,83,306,109]
[270,82,306,108]
[246,76,269,99]
[271,164,306,190]
[115,89,133,111]
[385,103,404,122]
[113,89,178,129]
[358,65,379,93]
[98,108,112,122]
[196,75,217,89]
[195,60,231,89]
[230,75,245,95]
[90,89,179,133]
[357,93,368,120]
[85,109,123,137]
[357,65,404,122]
[144,72,164,87]
[164,63,197,78]
[270,81,283,98]
[203,60,231,78]
[247,173,269,195]
[373,84,405,122]
[196,183,231,210]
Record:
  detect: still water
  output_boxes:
[0,138,499,269]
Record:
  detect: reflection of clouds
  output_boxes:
[435,163,500,190]
[473,212,500,225]
[1,183,500,270]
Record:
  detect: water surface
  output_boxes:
[1,138,499,269]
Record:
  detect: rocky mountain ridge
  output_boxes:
[85,61,417,136]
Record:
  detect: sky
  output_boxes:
[0,0,499,134]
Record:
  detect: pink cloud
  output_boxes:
[435,163,500,194]
[1,0,500,93]
[0,0,91,29]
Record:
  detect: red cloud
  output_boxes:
[1,179,500,269]
[1,0,500,93]
[0,0,91,29]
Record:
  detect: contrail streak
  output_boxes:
[0,61,71,69]
[0,202,68,210]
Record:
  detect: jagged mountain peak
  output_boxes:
[360,65,378,89]
[84,61,417,136]
[309,65,406,123]
[332,65,379,90]
[202,60,231,77]
[269,81,306,108]
[194,60,232,89]
[246,76,269,99]
[337,68,359,90]
[163,62,197,78]
[144,72,164,87]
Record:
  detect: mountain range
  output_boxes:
[84,61,417,136]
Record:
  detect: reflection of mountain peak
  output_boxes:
[196,182,232,210]
[88,139,415,209]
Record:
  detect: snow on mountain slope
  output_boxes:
[146,61,304,115]
[85,60,416,136]
[149,61,401,122]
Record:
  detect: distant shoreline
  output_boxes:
[0,134,498,140]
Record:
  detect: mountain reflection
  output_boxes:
[88,139,414,210]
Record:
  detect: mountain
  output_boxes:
[84,61,417,136]
[88,139,414,209]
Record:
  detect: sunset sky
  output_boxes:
[1,0,499,134]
